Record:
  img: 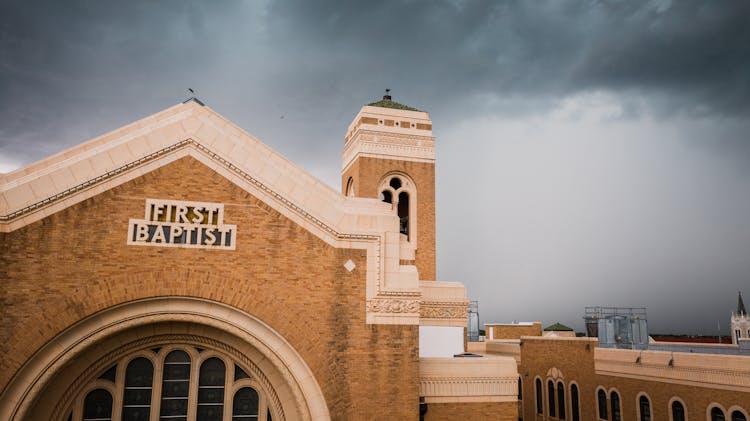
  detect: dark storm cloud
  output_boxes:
[1,0,748,166]
[262,0,750,116]
[1,1,749,334]
[569,1,750,116]
[0,0,266,163]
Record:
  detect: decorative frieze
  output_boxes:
[546,367,564,380]
[420,377,518,403]
[342,130,435,171]
[419,356,519,403]
[418,281,469,327]
[366,299,420,313]
[420,303,468,320]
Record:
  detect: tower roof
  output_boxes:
[367,90,420,111]
[544,322,574,332]
[738,292,747,316]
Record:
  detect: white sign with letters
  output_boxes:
[127,199,237,250]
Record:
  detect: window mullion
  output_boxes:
[111,360,126,421]
[223,362,232,421]
[259,392,267,421]
[186,355,200,421]
[73,398,83,421]
[151,357,165,421]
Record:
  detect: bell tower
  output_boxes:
[732,291,749,345]
[342,91,436,280]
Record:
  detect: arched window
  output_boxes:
[70,346,275,421]
[161,350,191,420]
[548,380,556,417]
[197,357,226,421]
[570,384,580,421]
[712,407,727,421]
[672,400,686,421]
[598,389,608,420]
[232,387,259,420]
[345,177,355,197]
[122,357,153,420]
[378,174,416,242]
[397,192,409,237]
[83,389,113,421]
[610,391,621,421]
[732,411,747,421]
[638,395,651,421]
[536,378,543,414]
[557,382,566,420]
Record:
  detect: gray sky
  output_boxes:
[1,0,749,334]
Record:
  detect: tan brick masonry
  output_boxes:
[0,156,420,420]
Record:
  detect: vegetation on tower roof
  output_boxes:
[544,322,574,331]
[367,99,420,111]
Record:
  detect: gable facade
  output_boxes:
[0,99,516,420]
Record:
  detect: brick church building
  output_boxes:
[0,95,518,420]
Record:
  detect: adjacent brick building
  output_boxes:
[517,336,750,421]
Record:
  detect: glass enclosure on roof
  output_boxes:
[584,306,649,350]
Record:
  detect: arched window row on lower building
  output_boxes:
[710,404,749,421]
[594,386,621,421]
[538,378,578,420]
[530,380,746,421]
[712,406,727,421]
[70,345,275,421]
[543,384,748,421]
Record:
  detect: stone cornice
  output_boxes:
[419,281,469,327]
[594,348,750,393]
[419,304,468,323]
[365,298,420,325]
[342,129,435,172]
[420,377,518,403]
[419,357,519,403]
[366,298,420,313]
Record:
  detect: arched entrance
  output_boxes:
[0,297,330,421]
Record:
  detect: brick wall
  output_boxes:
[424,402,517,421]
[488,323,542,340]
[0,156,420,420]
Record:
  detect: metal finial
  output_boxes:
[183,88,205,106]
